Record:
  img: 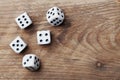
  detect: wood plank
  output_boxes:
[0,0,120,80]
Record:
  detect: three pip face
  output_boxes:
[9,7,64,71]
[22,54,40,71]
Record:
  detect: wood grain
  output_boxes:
[0,0,120,80]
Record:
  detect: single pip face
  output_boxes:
[46,7,64,26]
[15,12,32,29]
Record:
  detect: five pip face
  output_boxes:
[9,36,27,54]
[9,6,65,71]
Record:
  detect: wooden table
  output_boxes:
[0,0,120,80]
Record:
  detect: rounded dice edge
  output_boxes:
[48,15,64,26]
[37,30,51,45]
[22,54,40,67]
[46,7,65,26]
[9,36,27,54]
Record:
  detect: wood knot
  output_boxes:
[96,61,104,69]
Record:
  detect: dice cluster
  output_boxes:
[9,7,65,71]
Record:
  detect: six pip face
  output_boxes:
[15,12,32,29]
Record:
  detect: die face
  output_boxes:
[9,36,27,54]
[15,12,32,29]
[22,54,35,67]
[34,56,40,70]
[22,54,40,71]
[37,30,51,45]
[46,7,64,26]
[48,15,64,26]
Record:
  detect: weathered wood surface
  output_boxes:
[0,0,120,80]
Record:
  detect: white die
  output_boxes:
[46,7,64,26]
[37,30,51,45]
[22,54,40,71]
[9,36,27,54]
[15,12,32,29]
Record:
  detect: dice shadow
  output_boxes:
[57,16,71,28]
[19,46,29,55]
[26,62,42,72]
[24,59,42,73]
[23,23,37,35]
